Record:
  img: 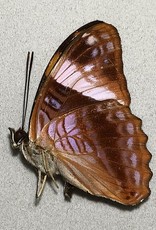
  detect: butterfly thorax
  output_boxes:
[9,127,58,177]
[21,141,58,176]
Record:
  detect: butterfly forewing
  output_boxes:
[29,21,130,141]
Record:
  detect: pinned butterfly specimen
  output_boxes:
[9,21,152,205]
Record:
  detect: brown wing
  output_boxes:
[37,100,152,205]
[29,21,130,141]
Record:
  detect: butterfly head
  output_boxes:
[9,127,28,149]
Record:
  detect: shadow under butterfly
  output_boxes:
[9,20,152,206]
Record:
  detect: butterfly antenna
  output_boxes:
[22,51,34,130]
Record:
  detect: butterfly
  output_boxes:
[9,20,152,205]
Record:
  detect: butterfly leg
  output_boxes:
[36,169,47,198]
[41,151,59,189]
[64,181,74,200]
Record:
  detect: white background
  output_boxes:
[1,1,156,229]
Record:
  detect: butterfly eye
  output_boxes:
[9,127,28,149]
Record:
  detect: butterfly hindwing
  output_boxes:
[36,100,151,205]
